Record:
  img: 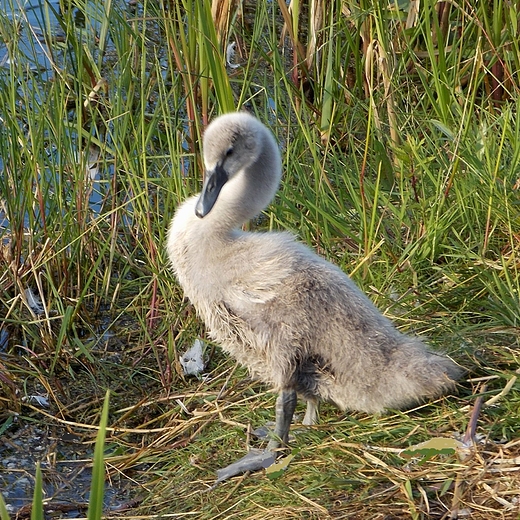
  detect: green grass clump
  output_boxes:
[0,0,519,518]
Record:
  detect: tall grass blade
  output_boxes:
[319,8,335,145]
[0,493,10,520]
[86,390,110,520]
[198,0,235,113]
[30,462,43,520]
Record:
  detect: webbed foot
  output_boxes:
[214,449,276,485]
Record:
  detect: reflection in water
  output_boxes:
[0,0,112,231]
[0,0,106,74]
[0,0,58,75]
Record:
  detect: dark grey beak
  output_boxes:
[195,164,229,218]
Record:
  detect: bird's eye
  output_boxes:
[226,147,234,157]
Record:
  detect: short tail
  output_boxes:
[378,342,464,412]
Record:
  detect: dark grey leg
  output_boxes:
[303,398,319,426]
[214,389,297,486]
[267,389,297,450]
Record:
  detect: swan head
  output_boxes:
[195,112,281,219]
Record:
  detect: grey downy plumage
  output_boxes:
[167,112,463,483]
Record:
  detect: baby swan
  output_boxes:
[167,112,462,483]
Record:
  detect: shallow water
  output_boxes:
[0,319,139,518]
[1,421,132,517]
[0,0,60,76]
[0,0,108,232]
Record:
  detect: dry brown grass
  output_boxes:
[2,336,518,519]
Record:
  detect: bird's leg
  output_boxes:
[267,389,297,451]
[214,389,297,485]
[302,398,319,426]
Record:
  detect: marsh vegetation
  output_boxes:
[0,0,519,518]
